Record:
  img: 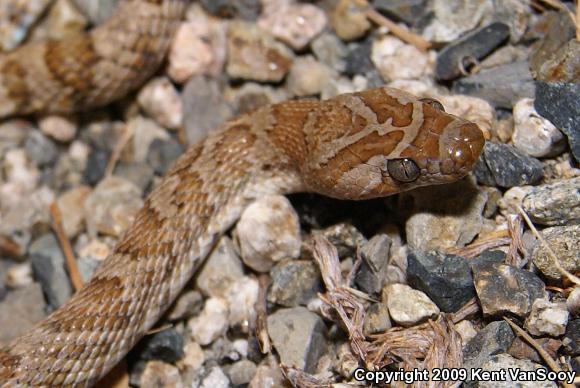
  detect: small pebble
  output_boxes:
[524,298,569,337]
[227,359,257,386]
[137,77,183,130]
[268,260,322,307]
[475,354,557,388]
[512,98,565,158]
[267,306,328,373]
[181,341,205,371]
[24,131,58,168]
[0,283,46,343]
[129,116,170,164]
[189,297,229,346]
[311,33,347,72]
[354,234,392,296]
[383,283,440,326]
[226,21,294,82]
[563,319,580,356]
[167,6,227,83]
[471,261,547,318]
[258,1,326,50]
[196,237,244,298]
[407,250,475,313]
[224,276,259,329]
[146,138,184,176]
[83,176,143,237]
[463,321,516,374]
[138,328,184,363]
[39,115,77,143]
[371,35,431,81]
[455,320,478,346]
[330,0,370,41]
[200,366,230,388]
[531,225,579,282]
[56,185,91,238]
[567,287,580,317]
[235,195,301,272]
[139,361,183,388]
[363,302,391,335]
[474,142,544,188]
[522,177,580,226]
[423,0,492,43]
[287,56,336,97]
[5,263,33,288]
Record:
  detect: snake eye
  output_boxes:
[419,97,445,112]
[386,158,421,182]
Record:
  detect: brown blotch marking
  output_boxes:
[268,104,312,165]
[0,351,21,380]
[356,88,413,126]
[1,59,30,111]
[400,110,455,158]
[44,36,100,107]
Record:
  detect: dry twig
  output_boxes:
[49,201,84,291]
[104,122,134,178]
[504,318,575,388]
[255,274,272,354]
[517,205,580,285]
[364,7,431,51]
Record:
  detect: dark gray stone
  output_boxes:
[463,321,516,385]
[522,177,580,226]
[268,260,323,307]
[474,142,543,188]
[114,162,155,192]
[24,131,58,167]
[407,250,474,313]
[200,0,261,20]
[534,82,580,162]
[29,233,73,311]
[146,138,184,175]
[372,0,431,27]
[83,148,109,185]
[472,261,547,318]
[453,61,535,109]
[136,327,184,363]
[355,234,392,296]
[344,38,375,77]
[436,23,510,81]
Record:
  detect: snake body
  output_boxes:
[0,0,485,386]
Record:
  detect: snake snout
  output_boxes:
[446,122,485,174]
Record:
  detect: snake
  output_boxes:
[0,0,485,386]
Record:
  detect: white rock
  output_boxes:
[384,283,440,326]
[512,98,565,158]
[83,176,143,237]
[524,298,569,337]
[68,140,90,170]
[200,366,230,388]
[235,195,301,272]
[287,56,336,97]
[5,263,33,288]
[181,341,205,371]
[137,77,183,130]
[372,36,431,81]
[455,319,478,345]
[196,237,244,298]
[56,185,91,237]
[39,115,77,142]
[189,297,229,345]
[168,6,226,83]
[128,116,170,163]
[439,95,495,139]
[3,148,39,191]
[140,361,183,388]
[258,1,327,50]
[225,276,259,330]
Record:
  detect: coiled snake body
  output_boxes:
[0,0,485,386]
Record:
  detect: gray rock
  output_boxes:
[29,233,74,310]
[463,321,516,379]
[311,33,348,72]
[407,250,475,313]
[73,0,118,24]
[472,261,547,318]
[83,148,109,185]
[384,283,440,326]
[355,234,392,295]
[403,179,486,250]
[372,0,430,27]
[226,359,257,386]
[196,237,244,298]
[268,260,322,307]
[146,138,184,176]
[563,319,580,356]
[363,302,391,335]
[267,306,328,373]
[344,38,375,77]
[200,0,261,20]
[24,131,59,167]
[436,23,510,81]
[524,299,569,337]
[0,283,46,343]
[453,61,535,109]
[474,142,543,188]
[182,76,233,146]
[534,82,580,162]
[114,162,155,192]
[522,177,580,226]
[136,327,184,363]
[531,225,579,281]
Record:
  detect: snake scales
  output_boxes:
[0,0,485,386]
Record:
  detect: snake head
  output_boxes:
[302,87,485,200]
